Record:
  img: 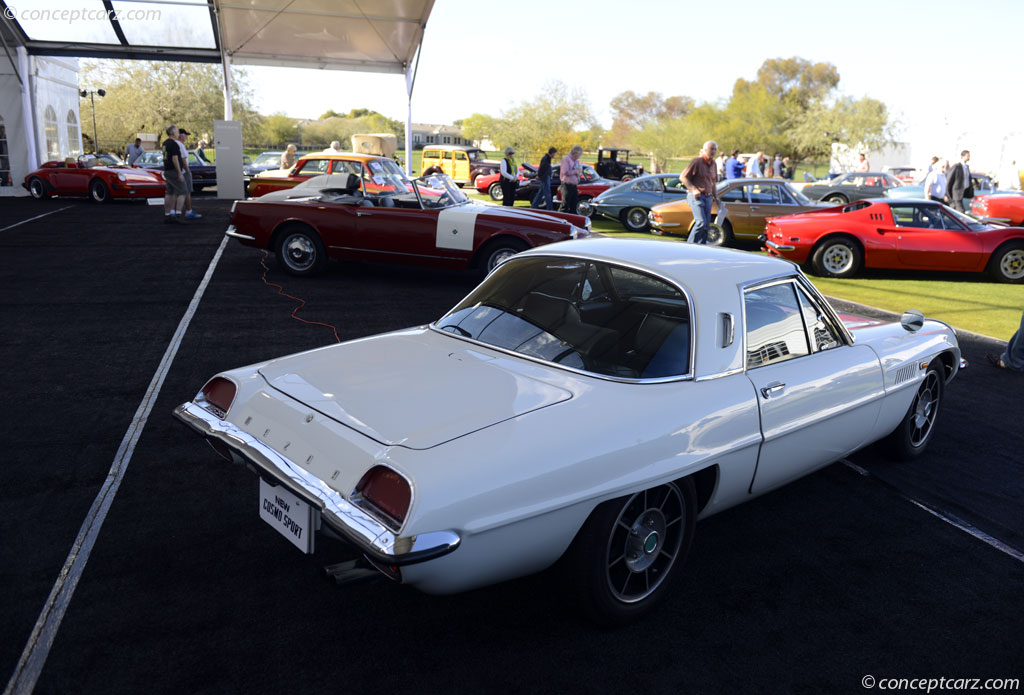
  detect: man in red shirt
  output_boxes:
[681,140,719,244]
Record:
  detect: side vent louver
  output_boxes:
[893,364,916,385]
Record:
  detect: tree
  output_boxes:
[79,59,260,151]
[459,113,496,145]
[788,96,894,161]
[609,90,693,146]
[755,57,839,110]
[489,81,601,158]
[319,109,344,120]
[261,113,299,146]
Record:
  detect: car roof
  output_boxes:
[518,237,795,290]
[296,152,388,162]
[422,145,482,152]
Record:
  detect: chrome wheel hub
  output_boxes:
[627,209,646,228]
[1000,250,1024,280]
[606,484,686,603]
[284,234,315,270]
[488,248,517,270]
[909,372,940,447]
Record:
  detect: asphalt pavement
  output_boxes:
[1,196,1021,694]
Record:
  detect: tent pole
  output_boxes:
[17,47,38,172]
[405,66,413,176]
[222,52,233,121]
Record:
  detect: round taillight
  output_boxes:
[200,377,236,417]
[355,466,411,527]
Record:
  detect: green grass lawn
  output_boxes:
[467,189,1022,339]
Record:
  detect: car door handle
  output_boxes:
[760,382,785,398]
[356,211,373,217]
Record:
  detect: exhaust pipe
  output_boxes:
[322,558,385,585]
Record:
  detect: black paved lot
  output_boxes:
[2,197,1022,694]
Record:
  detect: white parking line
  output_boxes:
[841,460,1024,563]
[3,235,231,695]
[0,206,74,233]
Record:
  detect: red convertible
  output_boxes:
[227,172,592,276]
[764,198,1024,283]
[24,155,165,203]
[971,193,1024,226]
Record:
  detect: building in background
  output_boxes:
[409,123,467,148]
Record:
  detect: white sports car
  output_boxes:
[175,238,960,624]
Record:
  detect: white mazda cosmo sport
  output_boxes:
[175,238,960,624]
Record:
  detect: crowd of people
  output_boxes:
[715,150,794,181]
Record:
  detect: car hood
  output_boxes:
[257,329,573,450]
[253,169,292,180]
[106,167,163,182]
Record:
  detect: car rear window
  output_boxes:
[435,257,692,379]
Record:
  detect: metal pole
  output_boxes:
[222,53,233,121]
[405,68,412,176]
[90,92,98,154]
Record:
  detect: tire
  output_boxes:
[810,236,863,278]
[488,182,503,201]
[703,220,734,247]
[563,478,697,626]
[576,196,594,217]
[620,174,635,182]
[477,237,528,273]
[28,178,47,200]
[622,206,650,232]
[823,193,848,205]
[883,364,944,461]
[274,225,327,277]
[89,179,109,203]
[987,241,1024,283]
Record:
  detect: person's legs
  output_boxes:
[563,184,578,214]
[542,178,554,210]
[689,194,710,244]
[950,196,964,212]
[501,180,515,206]
[531,177,546,208]
[1000,312,1024,371]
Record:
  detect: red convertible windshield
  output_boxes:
[435,257,692,379]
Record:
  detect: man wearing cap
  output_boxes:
[177,128,202,220]
[499,146,518,207]
[162,124,187,224]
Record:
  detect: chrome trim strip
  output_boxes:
[173,402,460,566]
[225,226,256,242]
[326,245,464,262]
[695,366,744,382]
[429,252,697,384]
[765,240,795,251]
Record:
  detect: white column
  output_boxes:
[16,47,38,172]
[405,66,413,176]
[222,53,233,121]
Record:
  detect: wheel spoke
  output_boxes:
[608,553,625,569]
[665,515,682,527]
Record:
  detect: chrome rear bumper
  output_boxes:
[173,401,460,566]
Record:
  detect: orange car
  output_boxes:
[971,194,1024,226]
[648,178,826,246]
[248,152,404,198]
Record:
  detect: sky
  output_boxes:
[236,0,1023,172]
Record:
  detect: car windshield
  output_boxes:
[411,173,470,209]
[434,256,692,379]
[467,150,485,162]
[784,184,813,205]
[254,153,282,166]
[581,164,599,181]
[947,206,991,231]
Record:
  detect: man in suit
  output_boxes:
[945,149,973,212]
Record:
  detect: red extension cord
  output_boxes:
[259,250,342,343]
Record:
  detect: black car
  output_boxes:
[801,171,903,204]
[594,148,643,181]
[135,150,217,192]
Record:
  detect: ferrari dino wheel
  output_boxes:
[488,182,503,201]
[89,179,110,203]
[823,193,848,205]
[564,479,696,626]
[479,238,528,273]
[275,226,327,277]
[810,236,863,278]
[28,178,47,200]
[576,196,593,217]
[622,206,649,232]
[883,364,943,461]
[988,242,1024,283]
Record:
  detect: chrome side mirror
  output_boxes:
[900,309,925,332]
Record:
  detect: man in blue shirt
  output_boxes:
[726,149,744,179]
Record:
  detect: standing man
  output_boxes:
[559,145,583,214]
[745,151,762,177]
[126,137,145,167]
[922,161,948,203]
[773,154,784,178]
[162,124,187,224]
[499,146,518,207]
[781,157,793,179]
[716,152,728,181]
[531,146,557,210]
[177,128,202,220]
[196,139,211,163]
[945,150,973,212]
[681,140,720,245]
[856,153,870,172]
[726,149,743,179]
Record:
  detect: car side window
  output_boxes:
[795,285,842,352]
[720,186,747,203]
[455,151,467,161]
[663,177,687,194]
[891,205,942,229]
[937,208,969,231]
[744,283,810,368]
[778,186,799,205]
[632,178,662,192]
[747,183,782,204]
[296,159,329,176]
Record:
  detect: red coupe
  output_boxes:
[227,172,592,276]
[971,193,1024,226]
[24,155,165,203]
[764,199,1024,283]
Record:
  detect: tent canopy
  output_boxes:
[0,0,433,73]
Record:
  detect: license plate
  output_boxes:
[259,478,315,554]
